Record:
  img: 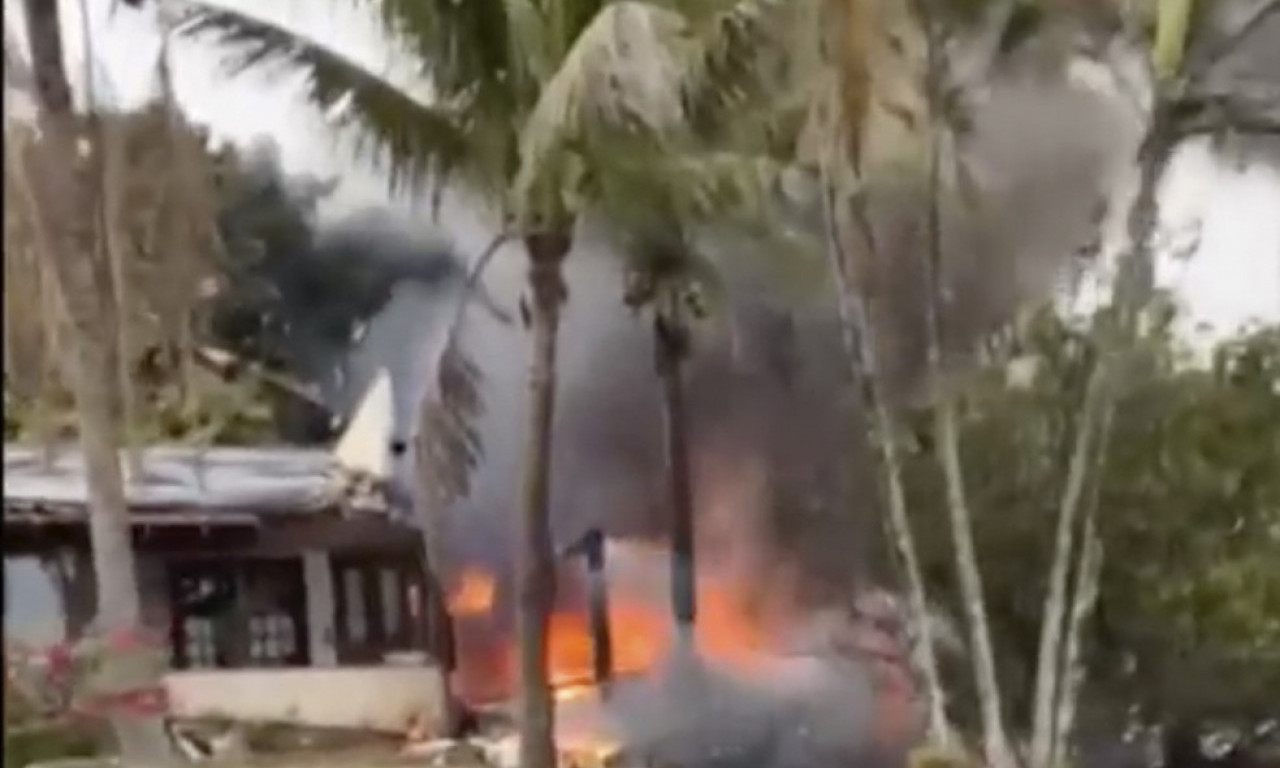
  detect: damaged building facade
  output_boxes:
[2,443,435,671]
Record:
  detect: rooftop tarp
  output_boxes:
[3,445,347,517]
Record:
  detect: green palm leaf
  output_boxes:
[176,3,474,194]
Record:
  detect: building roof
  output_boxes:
[2,444,355,519]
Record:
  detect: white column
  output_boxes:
[302,550,338,666]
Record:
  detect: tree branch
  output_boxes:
[1189,0,1279,74]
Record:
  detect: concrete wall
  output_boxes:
[165,665,446,733]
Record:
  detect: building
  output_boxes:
[2,442,436,670]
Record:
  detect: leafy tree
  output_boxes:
[4,112,309,447]
[806,2,1279,764]
[902,310,1280,760]
[1092,324,1280,731]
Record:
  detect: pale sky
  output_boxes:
[7,0,1280,344]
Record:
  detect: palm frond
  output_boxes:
[412,232,514,525]
[597,144,790,233]
[677,0,799,145]
[176,2,473,194]
[376,0,532,100]
[416,343,484,513]
[513,1,691,224]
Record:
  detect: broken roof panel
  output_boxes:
[3,444,345,515]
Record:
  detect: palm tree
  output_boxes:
[13,0,174,761]
[177,2,788,762]
[620,225,708,640]
[808,0,957,746]
[807,0,1128,762]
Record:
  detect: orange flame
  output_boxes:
[448,568,497,617]
[446,561,769,703]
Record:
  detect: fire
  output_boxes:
[448,568,497,617]
[446,557,769,704]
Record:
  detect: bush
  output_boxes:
[908,744,980,768]
[3,722,103,768]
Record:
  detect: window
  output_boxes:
[342,568,367,644]
[182,617,218,668]
[248,613,296,665]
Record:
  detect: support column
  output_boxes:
[581,529,613,690]
[302,550,338,666]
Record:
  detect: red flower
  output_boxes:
[105,627,143,651]
[44,642,73,678]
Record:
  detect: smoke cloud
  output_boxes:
[850,64,1144,406]
[284,48,1145,611]
[244,38,1146,766]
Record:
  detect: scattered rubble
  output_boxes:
[402,733,628,768]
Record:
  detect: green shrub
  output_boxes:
[3,722,103,768]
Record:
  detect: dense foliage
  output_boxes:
[901,308,1280,739]
[3,114,466,446]
[3,110,278,445]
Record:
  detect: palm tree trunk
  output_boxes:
[1049,511,1103,768]
[820,175,952,745]
[1028,371,1108,766]
[934,403,1013,768]
[917,14,1011,765]
[517,232,570,768]
[1049,397,1114,766]
[1029,110,1173,768]
[21,0,171,762]
[655,300,697,641]
[1031,10,1195,763]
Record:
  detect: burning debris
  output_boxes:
[436,536,923,768]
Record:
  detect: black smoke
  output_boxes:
[209,139,468,442]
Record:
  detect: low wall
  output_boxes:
[164,665,445,733]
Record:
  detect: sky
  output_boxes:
[6,0,1280,344]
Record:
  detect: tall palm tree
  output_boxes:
[808,0,1132,762]
[619,225,708,640]
[14,0,173,761]
[808,0,958,746]
[177,2,788,763]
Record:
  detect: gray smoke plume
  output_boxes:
[844,64,1144,406]
[315,41,1148,604]
[254,32,1151,767]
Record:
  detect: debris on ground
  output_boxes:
[401,733,628,768]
